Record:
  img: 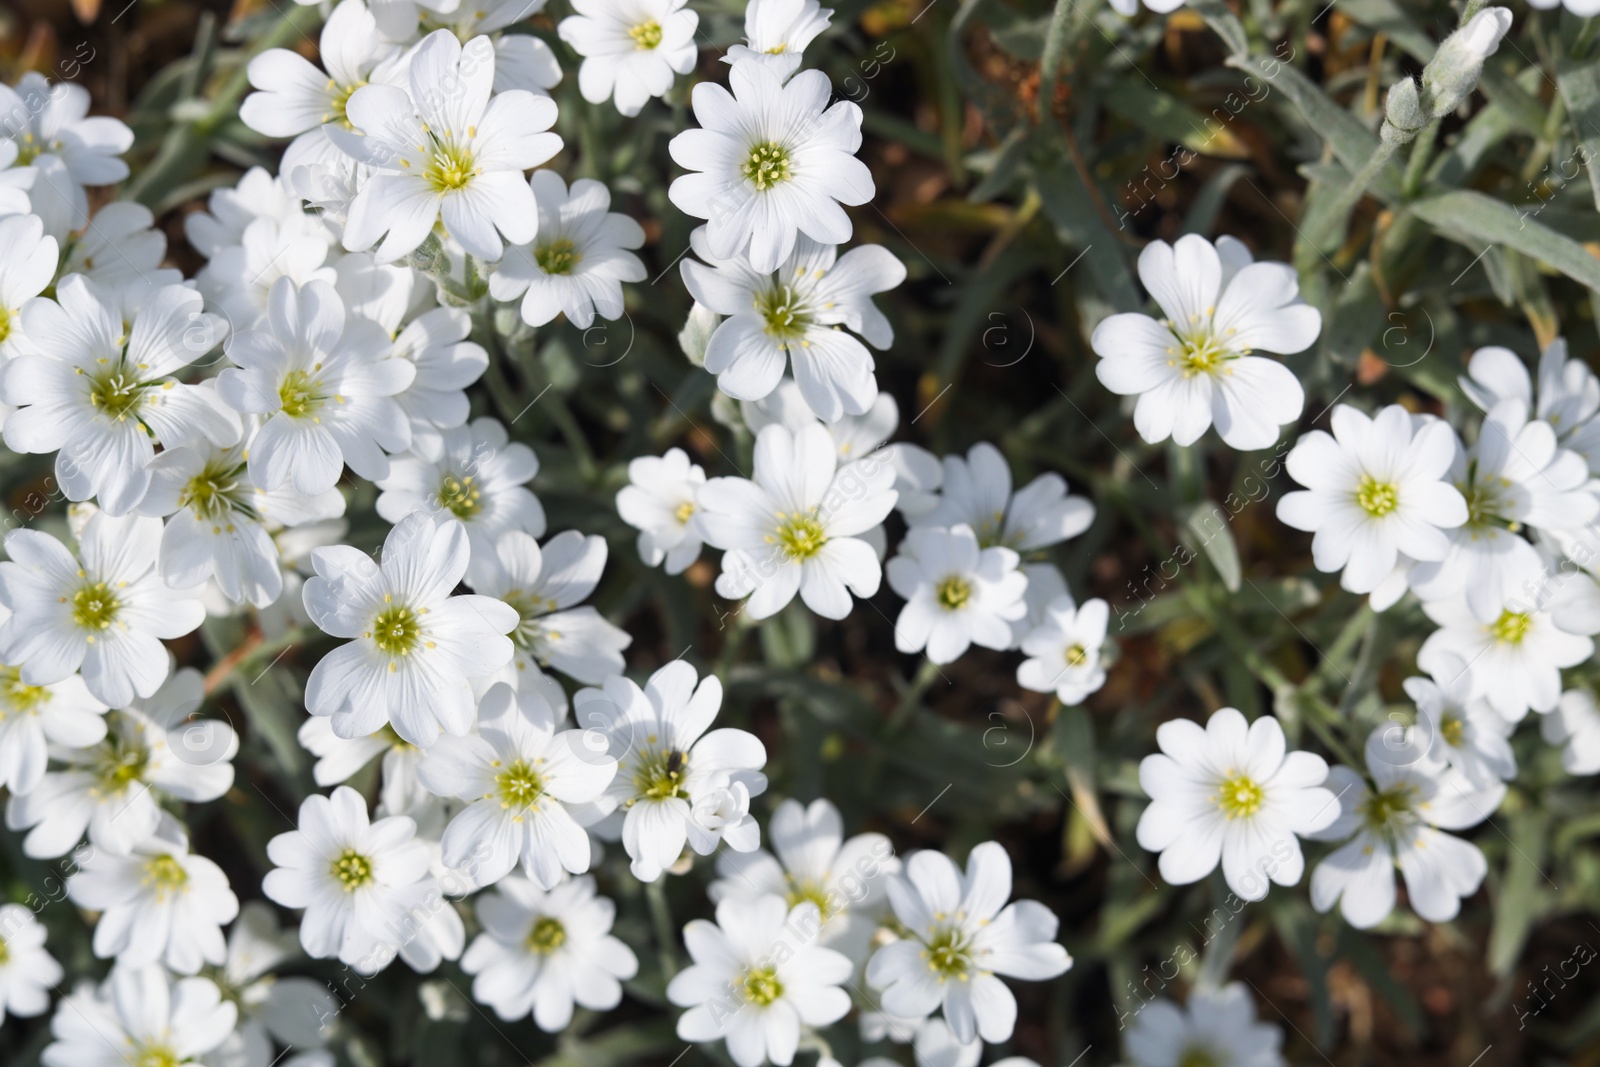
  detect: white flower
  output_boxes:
[2,277,239,514]
[196,212,339,331]
[377,417,545,571]
[263,785,438,973]
[557,0,699,117]
[1417,595,1592,720]
[1309,725,1503,928]
[710,797,899,963]
[742,380,900,465]
[866,841,1071,1044]
[617,447,708,575]
[0,905,62,1024]
[334,252,489,453]
[335,31,562,262]
[669,895,854,1067]
[417,682,616,887]
[1135,707,1339,900]
[0,74,133,241]
[492,32,565,96]
[41,966,237,1067]
[466,529,632,690]
[697,423,897,620]
[683,229,904,420]
[574,661,767,881]
[914,441,1094,553]
[0,141,34,218]
[1107,0,1185,13]
[137,418,346,609]
[886,524,1026,664]
[0,646,107,796]
[461,873,639,1029]
[299,716,428,816]
[490,171,646,329]
[1091,234,1318,451]
[184,166,313,258]
[218,277,413,495]
[1544,688,1600,775]
[5,666,237,857]
[1124,983,1284,1067]
[67,813,239,973]
[1460,338,1600,456]
[1276,404,1467,597]
[60,201,182,314]
[0,512,206,706]
[725,0,833,79]
[0,213,57,363]
[240,0,406,159]
[1407,399,1597,621]
[1403,658,1516,787]
[1016,594,1109,706]
[302,512,517,746]
[206,902,341,1067]
[669,62,873,274]
[1527,0,1598,15]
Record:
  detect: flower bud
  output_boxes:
[1382,78,1426,144]
[1420,7,1513,119]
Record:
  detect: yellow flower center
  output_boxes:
[1215,771,1264,819]
[72,581,120,631]
[133,1046,182,1067]
[525,915,567,953]
[1490,609,1532,645]
[1178,334,1230,376]
[535,237,581,276]
[923,926,972,980]
[369,604,423,657]
[426,142,478,192]
[437,474,481,518]
[741,966,784,1006]
[935,575,972,611]
[757,283,810,343]
[144,854,189,896]
[0,665,49,715]
[785,879,837,920]
[14,132,61,166]
[87,367,146,422]
[93,728,150,795]
[1064,643,1088,667]
[629,18,663,48]
[742,141,793,191]
[0,935,8,965]
[494,759,546,809]
[331,849,373,890]
[0,305,12,344]
[326,79,365,127]
[1360,784,1414,832]
[771,511,827,560]
[1439,713,1465,748]
[633,747,689,802]
[180,460,249,522]
[1178,1048,1220,1067]
[278,369,325,419]
[674,500,696,524]
[1356,475,1399,517]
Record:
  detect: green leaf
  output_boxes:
[1335,0,1435,61]
[1558,55,1600,211]
[1033,161,1141,313]
[1228,53,1401,201]
[1103,78,1253,159]
[1488,810,1550,976]
[1410,189,1600,294]
[1185,501,1243,593]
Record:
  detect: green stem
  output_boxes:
[1401,118,1442,197]
[888,659,942,733]
[1309,136,1400,249]
[645,880,679,977]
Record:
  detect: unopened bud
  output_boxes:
[1382,78,1426,144]
[1420,7,1513,119]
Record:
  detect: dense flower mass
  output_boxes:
[4,1,1599,1064]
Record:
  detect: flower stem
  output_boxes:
[888,659,943,733]
[645,879,679,977]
